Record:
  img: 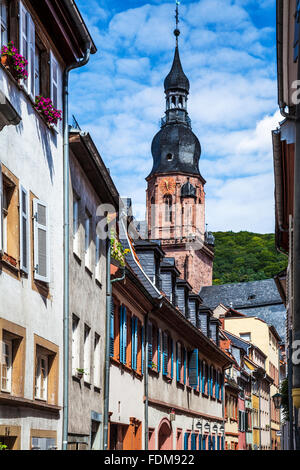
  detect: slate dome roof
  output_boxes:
[149,123,201,176]
[164,46,190,93]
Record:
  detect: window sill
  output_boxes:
[95,278,102,289]
[163,375,173,384]
[110,357,142,380]
[149,367,159,376]
[94,386,101,393]
[0,63,59,135]
[0,392,60,413]
[85,265,93,277]
[73,251,82,265]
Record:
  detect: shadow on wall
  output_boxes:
[33,104,57,184]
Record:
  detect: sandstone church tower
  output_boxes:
[146,6,214,293]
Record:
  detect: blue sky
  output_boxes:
[70,0,279,233]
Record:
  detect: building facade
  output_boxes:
[0,0,94,450]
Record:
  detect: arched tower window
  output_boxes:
[164,195,173,223]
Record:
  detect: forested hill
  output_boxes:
[212,232,288,285]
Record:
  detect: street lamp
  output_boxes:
[204,423,210,433]
[272,393,282,410]
[213,424,218,433]
[196,421,202,432]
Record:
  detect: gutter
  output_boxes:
[62,42,92,451]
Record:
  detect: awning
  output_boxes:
[0,90,21,131]
[244,358,256,371]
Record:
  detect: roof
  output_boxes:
[200,279,283,309]
[223,330,250,354]
[164,46,190,93]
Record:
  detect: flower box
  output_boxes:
[1,42,28,81]
[34,96,62,127]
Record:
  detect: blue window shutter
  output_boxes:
[110,299,114,357]
[221,373,224,401]
[141,325,144,375]
[208,435,211,450]
[123,307,127,364]
[119,306,123,363]
[191,433,196,450]
[183,348,187,385]
[162,333,168,376]
[212,436,215,450]
[170,339,174,379]
[199,434,202,451]
[131,317,137,370]
[222,436,225,450]
[157,329,160,373]
[210,366,213,397]
[207,364,210,396]
[202,362,205,393]
[188,349,198,390]
[176,343,181,382]
[199,359,202,391]
[203,436,206,450]
[135,318,138,369]
[184,433,189,450]
[216,371,219,399]
[148,322,153,369]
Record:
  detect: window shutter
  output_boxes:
[148,322,152,369]
[20,186,29,273]
[184,433,189,450]
[19,1,30,91]
[212,436,215,451]
[188,349,198,390]
[50,51,59,109]
[207,364,210,396]
[162,332,168,376]
[28,14,35,99]
[210,366,213,397]
[216,371,219,399]
[199,434,202,451]
[141,325,144,375]
[131,317,138,370]
[176,342,181,382]
[123,307,127,364]
[202,362,205,394]
[134,317,138,370]
[110,300,114,358]
[33,199,50,283]
[221,373,224,401]
[191,433,196,450]
[208,435,211,450]
[170,338,174,379]
[157,329,160,373]
[119,306,123,363]
[0,164,3,254]
[222,436,225,450]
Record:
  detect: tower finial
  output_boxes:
[174,1,181,46]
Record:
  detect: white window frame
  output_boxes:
[71,315,79,376]
[1,338,12,393]
[83,324,91,382]
[19,1,35,97]
[34,44,40,97]
[73,194,80,257]
[35,352,48,401]
[93,333,100,388]
[0,0,8,49]
[20,185,29,273]
[33,198,50,283]
[50,50,61,131]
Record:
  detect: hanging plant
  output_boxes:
[1,41,28,81]
[110,229,130,266]
[34,96,62,127]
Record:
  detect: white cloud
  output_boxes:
[71,0,278,233]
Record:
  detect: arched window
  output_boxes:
[178,96,183,108]
[164,195,172,223]
[171,96,176,108]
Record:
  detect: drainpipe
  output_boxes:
[293,16,300,414]
[62,43,91,451]
[144,313,149,450]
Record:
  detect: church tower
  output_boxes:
[146,4,214,293]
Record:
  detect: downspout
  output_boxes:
[293,14,300,413]
[144,313,149,450]
[62,42,91,451]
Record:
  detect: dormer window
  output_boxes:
[166,153,173,161]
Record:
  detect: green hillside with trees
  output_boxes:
[212,232,288,285]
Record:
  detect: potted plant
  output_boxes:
[1,41,28,81]
[0,442,7,451]
[110,229,130,267]
[34,96,62,128]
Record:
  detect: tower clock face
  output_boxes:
[159,177,176,195]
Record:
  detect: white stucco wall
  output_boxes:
[0,62,64,449]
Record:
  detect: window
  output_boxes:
[162,332,173,377]
[35,352,48,401]
[176,342,182,383]
[31,436,56,451]
[131,316,138,371]
[119,305,127,365]
[50,51,58,109]
[1,338,12,392]
[20,186,29,273]
[0,0,8,48]
[240,333,251,342]
[83,324,91,380]
[188,349,198,390]
[93,333,100,388]
[95,235,102,281]
[34,44,41,97]
[33,199,50,283]
[73,193,80,256]
[84,210,92,270]
[19,1,35,97]
[72,315,79,376]
[164,195,172,223]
